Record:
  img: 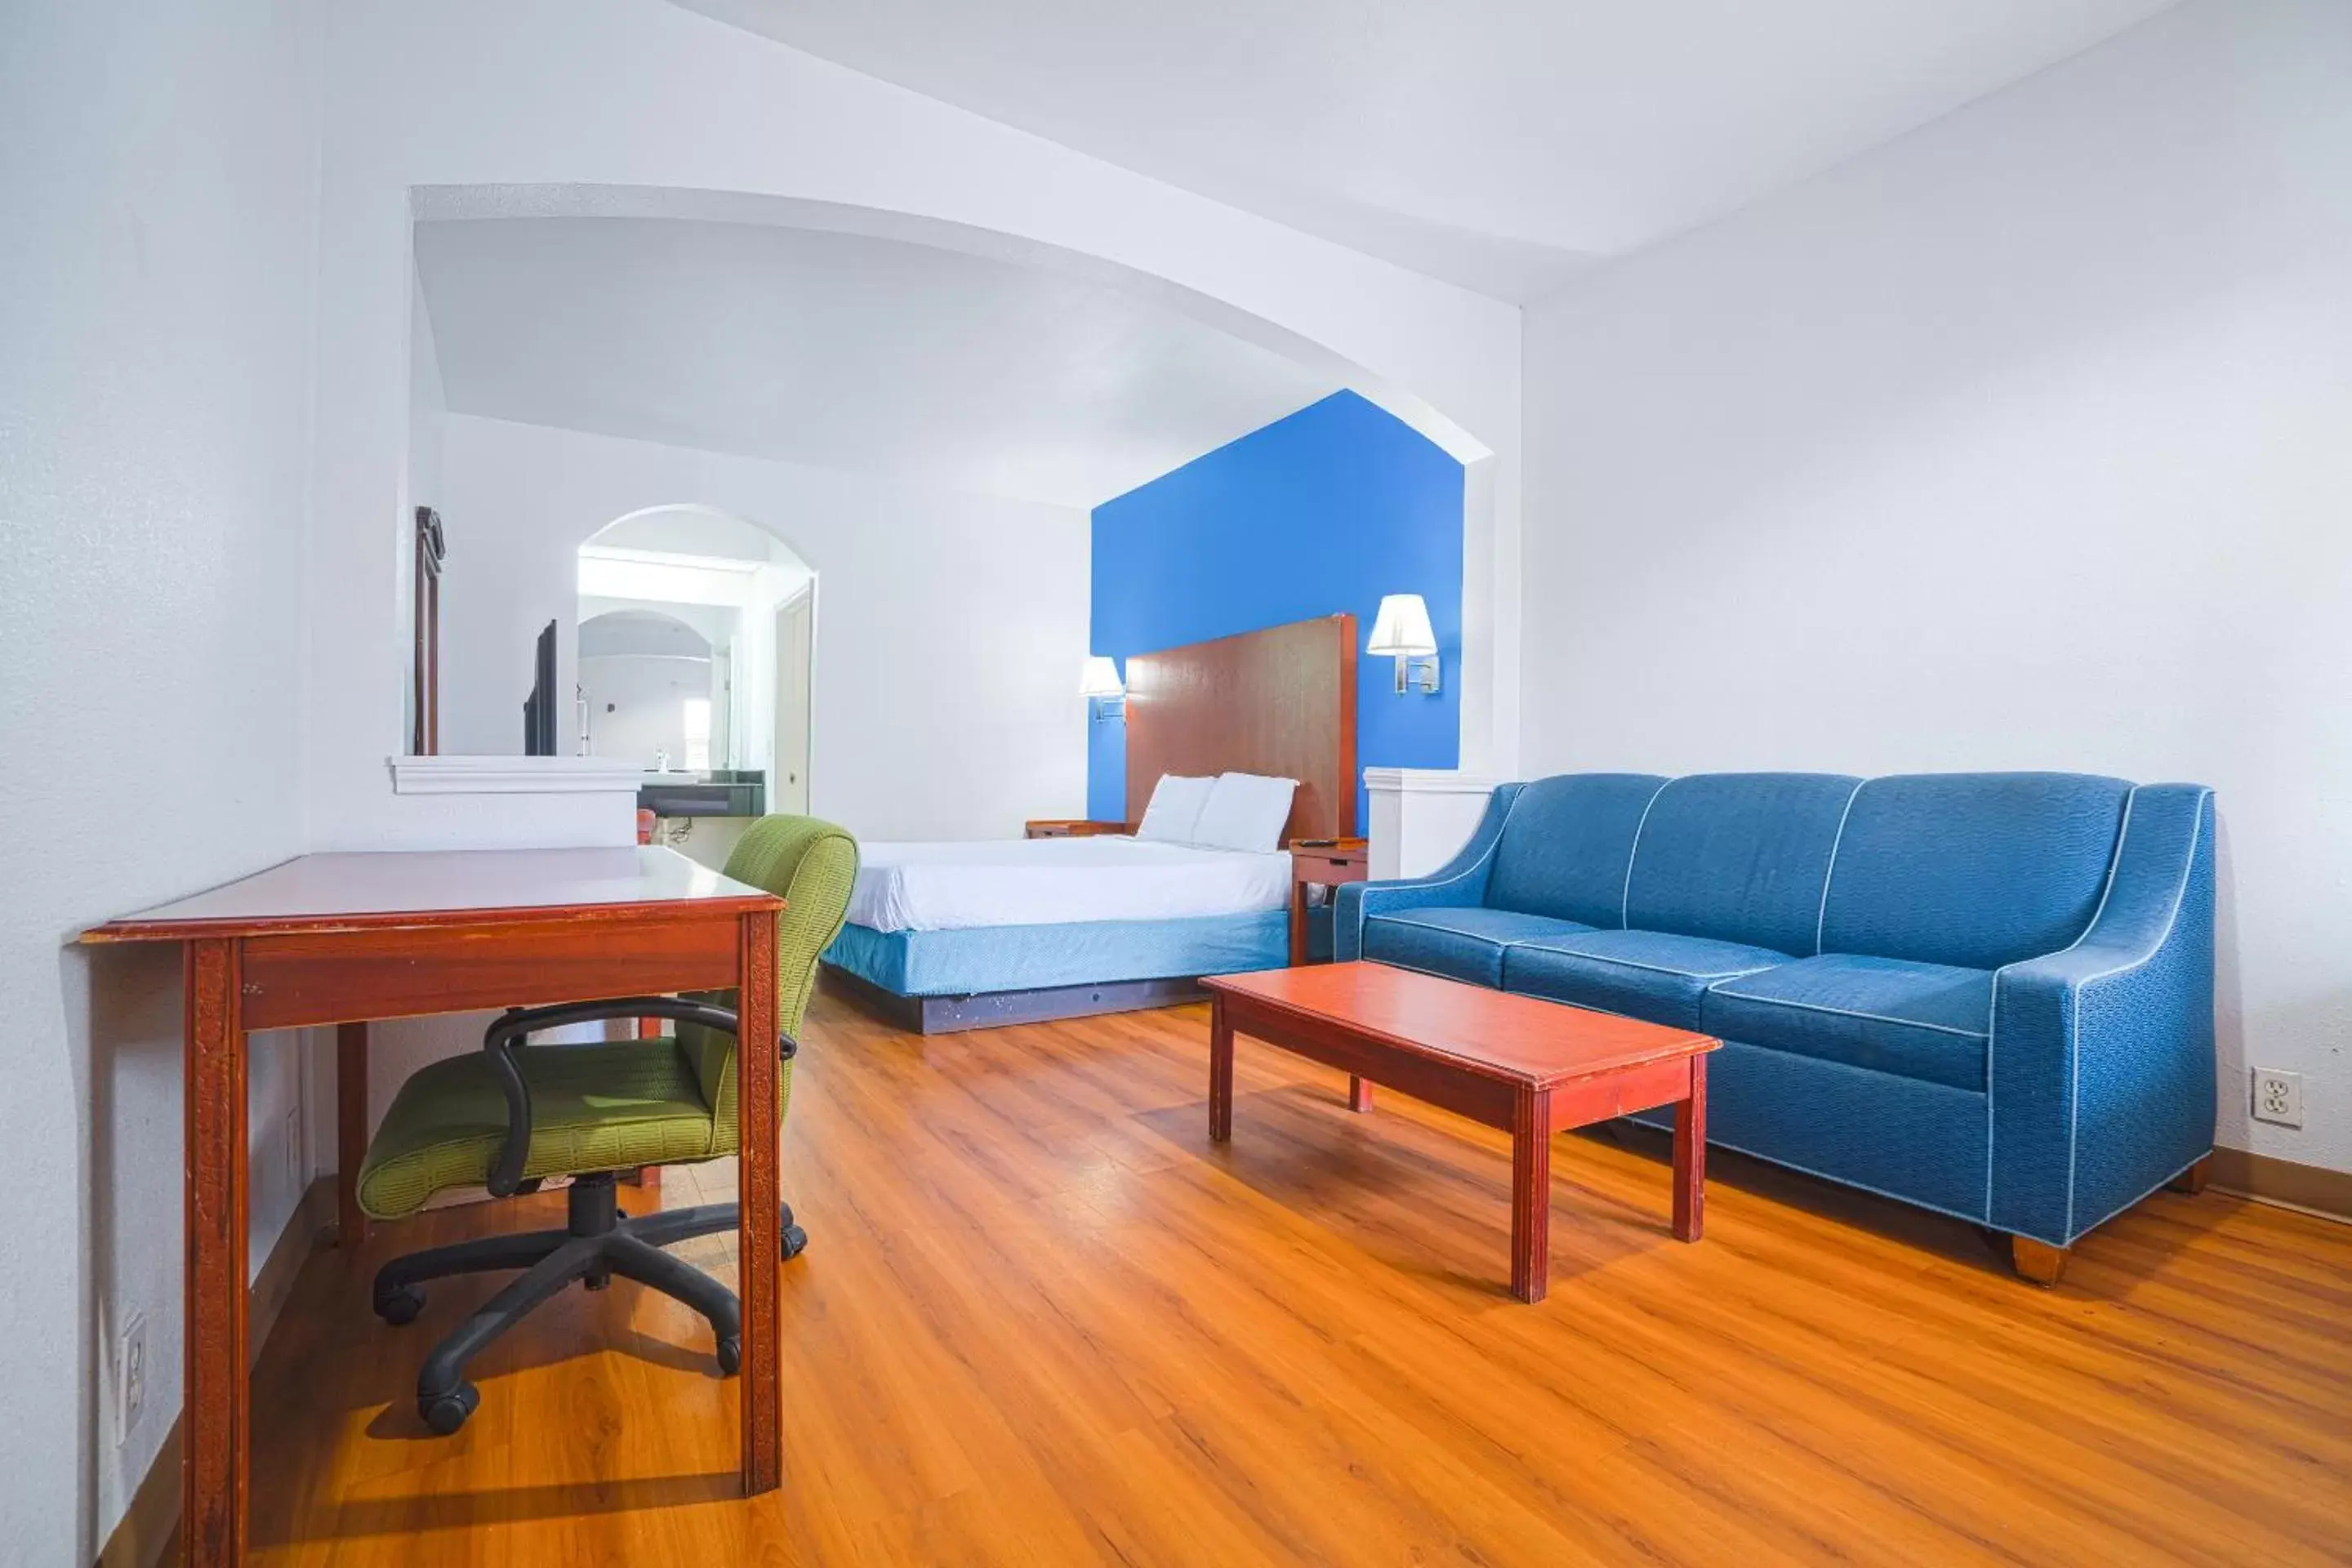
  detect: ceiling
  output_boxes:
[684,0,2179,301]
[415,216,1339,509]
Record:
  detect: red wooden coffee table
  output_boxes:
[1201,961,1719,1302]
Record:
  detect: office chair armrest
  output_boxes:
[480,996,801,1199]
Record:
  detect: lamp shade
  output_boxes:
[1365,594,1438,658]
[1079,655,1125,698]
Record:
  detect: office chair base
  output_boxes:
[421,1381,479,1436]
[371,1174,804,1434]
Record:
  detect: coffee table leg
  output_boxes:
[1511,1087,1552,1303]
[1673,1055,1707,1243]
[1348,1075,1374,1113]
[1209,995,1234,1142]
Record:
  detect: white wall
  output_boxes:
[1521,0,2352,1173]
[440,414,1091,840]
[0,1,327,1559]
[303,0,1523,854]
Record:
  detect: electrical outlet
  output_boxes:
[2252,1067,2304,1129]
[118,1315,146,1441]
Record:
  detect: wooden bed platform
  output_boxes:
[822,964,1209,1035]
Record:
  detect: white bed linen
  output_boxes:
[847,836,1291,933]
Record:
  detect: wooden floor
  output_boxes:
[245,988,2352,1566]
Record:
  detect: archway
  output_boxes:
[577,505,816,815]
[404,183,1517,779]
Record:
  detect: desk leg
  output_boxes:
[185,938,248,1567]
[1510,1087,1552,1303]
[1287,882,1308,966]
[1348,1076,1374,1113]
[336,1022,368,1248]
[736,911,782,1496]
[1673,1055,1707,1244]
[1209,996,1233,1143]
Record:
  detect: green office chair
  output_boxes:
[356,815,858,1434]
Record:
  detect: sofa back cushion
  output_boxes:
[1625,773,1863,956]
[1485,773,1667,927]
[1820,773,2132,970]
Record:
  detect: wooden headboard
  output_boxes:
[1123,614,1358,843]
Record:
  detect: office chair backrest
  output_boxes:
[679,814,858,1130]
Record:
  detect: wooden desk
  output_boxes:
[84,847,787,1567]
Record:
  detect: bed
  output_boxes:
[823,613,1358,1032]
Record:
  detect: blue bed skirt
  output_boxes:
[823,909,1290,997]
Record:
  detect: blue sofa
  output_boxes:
[1333,773,2214,1269]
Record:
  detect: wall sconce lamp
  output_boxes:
[1367,594,1441,695]
[1080,654,1126,719]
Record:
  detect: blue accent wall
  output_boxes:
[1088,390,1463,826]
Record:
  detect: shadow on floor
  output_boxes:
[263,1472,743,1543]
[1140,1068,2212,1294]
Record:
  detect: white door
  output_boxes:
[772,591,812,813]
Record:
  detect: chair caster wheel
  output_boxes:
[418,1381,479,1435]
[782,1224,808,1261]
[715,1335,741,1376]
[376,1286,425,1326]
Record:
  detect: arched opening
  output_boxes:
[577,505,816,819]
[401,185,1517,786]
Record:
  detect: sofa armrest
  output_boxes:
[1988,785,2215,1245]
[1333,783,1524,962]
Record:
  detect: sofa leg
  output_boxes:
[2167,1156,2212,1196]
[2010,1236,2069,1287]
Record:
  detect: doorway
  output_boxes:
[771,587,813,814]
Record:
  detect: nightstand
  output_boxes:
[1024,818,1131,839]
[1288,838,1370,966]
[1289,835,1373,1110]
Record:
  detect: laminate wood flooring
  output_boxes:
[238,990,2352,1566]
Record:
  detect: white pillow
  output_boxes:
[1190,773,1298,853]
[1135,774,1216,843]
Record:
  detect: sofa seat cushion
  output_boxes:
[1362,907,1595,988]
[1701,954,1993,1092]
[1503,929,1793,1031]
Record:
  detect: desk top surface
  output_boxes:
[1203,961,1715,1089]
[84,845,781,942]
